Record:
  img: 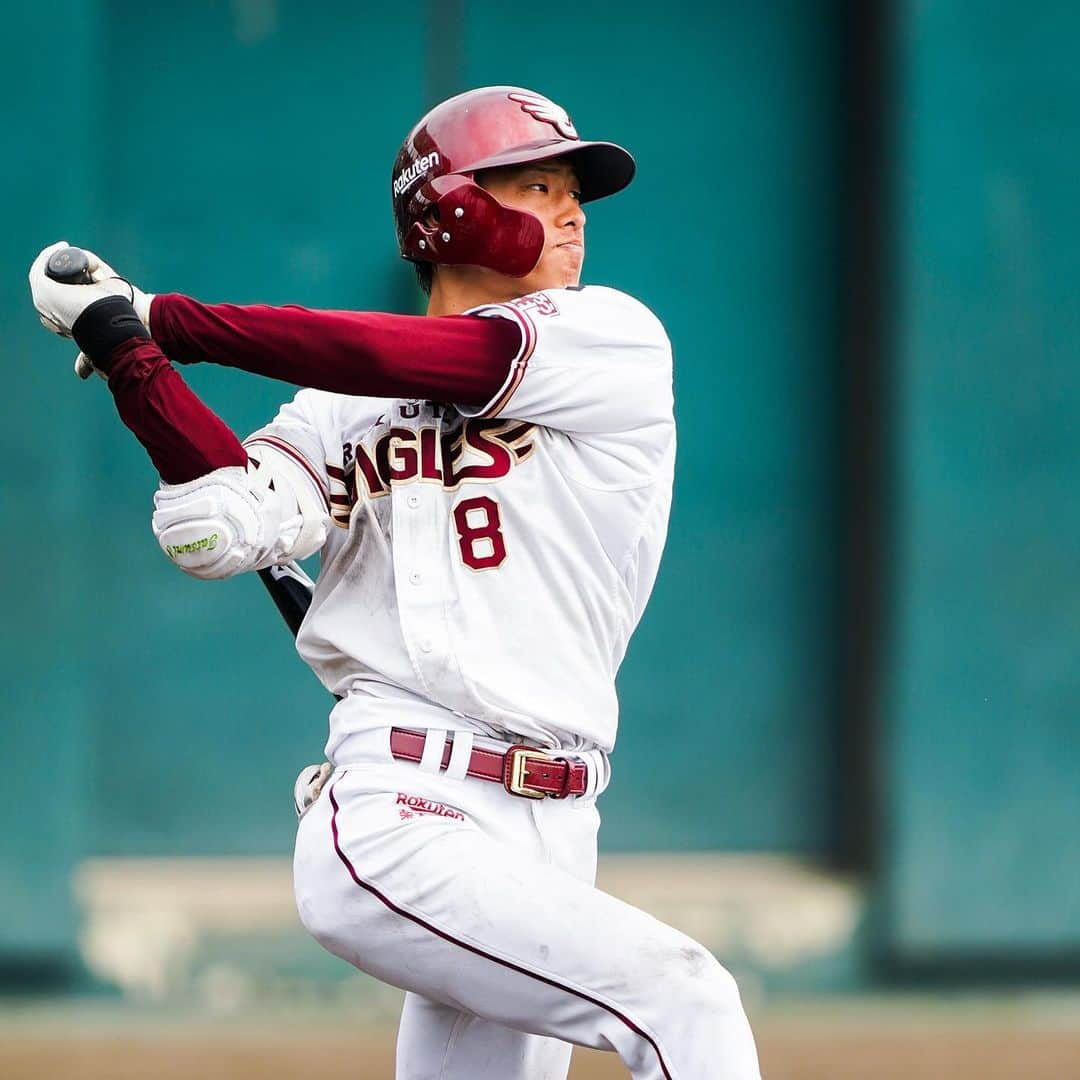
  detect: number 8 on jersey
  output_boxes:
[454,495,507,571]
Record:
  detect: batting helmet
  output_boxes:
[392,86,635,278]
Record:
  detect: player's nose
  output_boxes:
[557,190,585,228]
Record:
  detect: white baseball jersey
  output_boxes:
[244,285,675,760]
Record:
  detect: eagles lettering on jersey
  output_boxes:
[327,411,538,526]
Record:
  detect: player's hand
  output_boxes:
[294,763,332,819]
[28,241,154,338]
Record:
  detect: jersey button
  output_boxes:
[419,639,433,653]
[407,494,420,508]
[409,571,423,585]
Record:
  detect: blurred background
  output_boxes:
[2,1,1078,1077]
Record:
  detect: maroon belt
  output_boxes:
[389,727,588,799]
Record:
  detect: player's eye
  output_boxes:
[525,182,549,193]
[570,189,582,201]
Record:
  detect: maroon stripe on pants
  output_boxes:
[327,779,673,1079]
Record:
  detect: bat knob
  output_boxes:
[47,247,93,285]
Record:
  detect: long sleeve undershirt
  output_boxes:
[151,294,519,401]
[104,296,522,484]
[106,337,248,484]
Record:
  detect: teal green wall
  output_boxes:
[4,0,844,879]
[463,1,845,852]
[0,0,101,966]
[4,1,1079,972]
[84,2,423,856]
[882,0,1080,954]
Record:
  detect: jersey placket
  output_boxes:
[390,402,462,703]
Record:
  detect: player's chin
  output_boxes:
[552,243,585,285]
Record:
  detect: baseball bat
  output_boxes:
[43,246,97,379]
[46,247,319,636]
[257,561,316,638]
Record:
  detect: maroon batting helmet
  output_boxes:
[392,86,635,278]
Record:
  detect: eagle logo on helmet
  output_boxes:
[508,92,579,140]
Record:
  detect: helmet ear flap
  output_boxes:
[403,174,545,278]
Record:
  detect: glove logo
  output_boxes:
[508,92,578,140]
[165,533,219,560]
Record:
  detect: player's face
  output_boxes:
[477,159,586,290]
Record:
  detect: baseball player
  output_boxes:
[30,87,760,1079]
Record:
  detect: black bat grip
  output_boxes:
[46,247,94,285]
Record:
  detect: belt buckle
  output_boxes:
[504,746,553,799]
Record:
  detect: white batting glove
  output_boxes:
[29,240,154,338]
[152,465,290,580]
[294,763,332,819]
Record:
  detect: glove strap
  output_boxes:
[72,295,151,371]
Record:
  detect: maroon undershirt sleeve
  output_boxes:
[150,294,521,405]
[105,336,248,484]
[106,297,519,486]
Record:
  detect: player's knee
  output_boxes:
[666,943,745,1021]
[700,956,745,1018]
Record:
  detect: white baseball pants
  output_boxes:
[293,730,760,1079]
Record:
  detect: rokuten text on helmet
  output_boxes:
[394,152,441,197]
